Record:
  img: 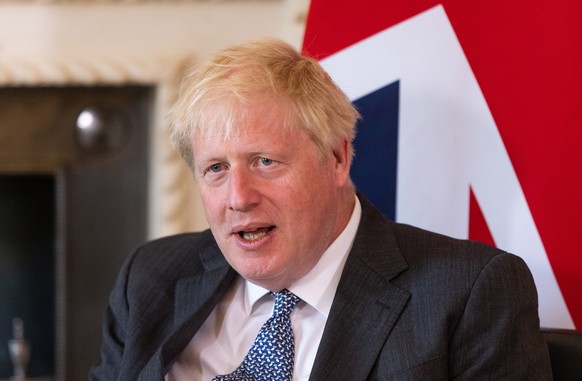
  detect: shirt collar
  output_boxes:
[243,195,362,318]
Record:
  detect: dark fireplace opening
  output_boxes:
[0,175,56,379]
[0,86,153,381]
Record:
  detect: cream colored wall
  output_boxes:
[0,2,308,69]
[0,0,310,239]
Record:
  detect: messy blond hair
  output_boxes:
[169,38,359,169]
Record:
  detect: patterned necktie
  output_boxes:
[213,289,301,381]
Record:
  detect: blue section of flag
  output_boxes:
[351,81,400,220]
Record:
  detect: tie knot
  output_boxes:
[271,289,301,317]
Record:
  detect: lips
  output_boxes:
[237,226,275,241]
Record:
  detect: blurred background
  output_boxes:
[0,1,308,380]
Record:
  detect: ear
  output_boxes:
[332,139,352,187]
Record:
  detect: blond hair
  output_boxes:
[169,38,360,169]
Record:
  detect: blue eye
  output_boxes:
[209,163,223,173]
[259,157,274,166]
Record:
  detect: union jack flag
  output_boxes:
[303,0,582,329]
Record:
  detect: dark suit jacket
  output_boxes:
[90,196,552,380]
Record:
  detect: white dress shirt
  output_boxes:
[166,197,361,381]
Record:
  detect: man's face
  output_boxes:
[192,101,352,291]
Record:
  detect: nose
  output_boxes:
[227,167,260,212]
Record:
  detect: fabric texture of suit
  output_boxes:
[90,196,552,380]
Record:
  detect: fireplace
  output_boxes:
[0,86,152,380]
[0,174,56,380]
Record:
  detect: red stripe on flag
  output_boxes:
[303,0,440,59]
[468,187,496,248]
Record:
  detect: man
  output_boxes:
[90,38,552,380]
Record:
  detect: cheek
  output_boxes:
[302,171,335,203]
[200,190,223,222]
[283,164,331,198]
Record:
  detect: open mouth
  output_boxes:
[238,226,275,241]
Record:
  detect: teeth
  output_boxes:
[242,230,267,241]
[237,226,274,241]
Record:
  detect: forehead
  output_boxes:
[192,119,312,158]
[190,117,318,175]
[193,95,297,143]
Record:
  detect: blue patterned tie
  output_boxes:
[213,289,301,381]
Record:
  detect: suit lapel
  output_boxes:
[309,197,410,380]
[138,242,236,381]
[172,247,235,328]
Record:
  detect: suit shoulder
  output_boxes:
[125,229,222,281]
[392,222,505,261]
[137,230,216,257]
[388,222,535,304]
